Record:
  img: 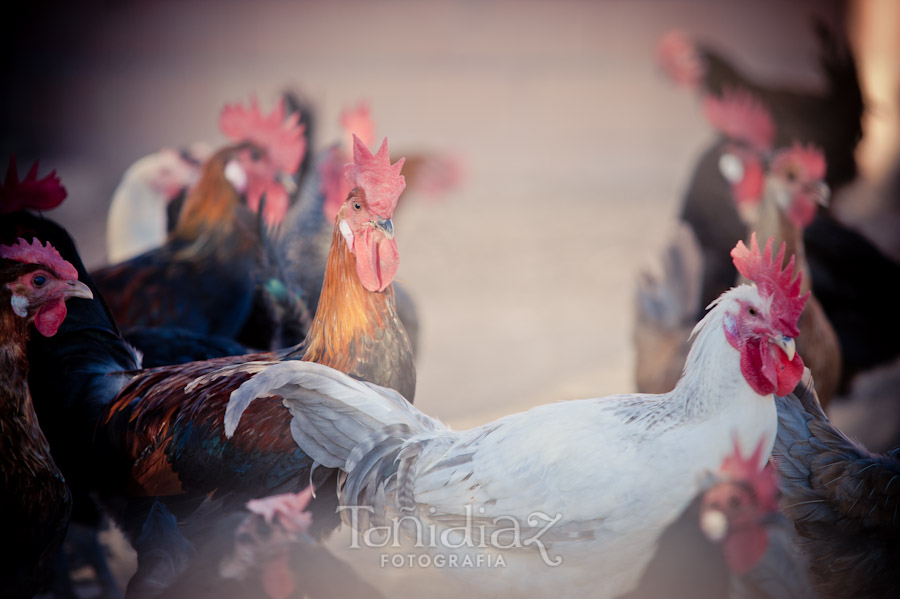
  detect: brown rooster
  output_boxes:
[0,235,92,599]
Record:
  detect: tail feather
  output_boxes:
[226,361,441,469]
[637,223,703,329]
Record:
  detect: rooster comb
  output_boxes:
[340,101,376,149]
[344,135,406,218]
[731,233,809,337]
[703,88,776,152]
[656,29,705,88]
[771,142,827,182]
[0,156,67,215]
[219,95,306,174]
[720,437,780,513]
[0,237,78,280]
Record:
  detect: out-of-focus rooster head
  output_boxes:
[703,88,775,220]
[337,135,405,293]
[0,156,67,215]
[1,238,92,337]
[220,489,314,599]
[718,234,809,396]
[699,437,779,575]
[219,96,307,227]
[657,29,706,89]
[767,143,829,228]
[320,101,377,222]
[704,89,829,226]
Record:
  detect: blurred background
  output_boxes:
[3,0,899,595]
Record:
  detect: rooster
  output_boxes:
[105,144,211,263]
[0,231,92,598]
[276,100,458,354]
[224,234,806,598]
[13,136,413,551]
[91,96,305,351]
[774,371,900,599]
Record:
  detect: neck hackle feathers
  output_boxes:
[704,88,775,152]
[719,437,779,513]
[731,233,809,337]
[0,238,78,280]
[219,96,306,174]
[344,135,405,218]
[0,156,67,215]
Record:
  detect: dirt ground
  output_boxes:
[9,0,899,596]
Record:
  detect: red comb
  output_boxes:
[720,437,779,513]
[0,156,67,215]
[703,88,775,152]
[0,237,78,280]
[219,96,306,174]
[656,29,705,88]
[343,136,405,218]
[771,142,827,182]
[731,233,809,337]
[340,101,376,149]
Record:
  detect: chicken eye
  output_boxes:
[249,148,263,162]
[784,166,798,183]
[33,274,47,287]
[748,306,757,316]
[353,201,362,211]
[729,495,741,509]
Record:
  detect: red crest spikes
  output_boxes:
[219,96,306,174]
[731,233,809,337]
[719,437,779,513]
[344,136,406,218]
[0,238,78,280]
[703,88,775,152]
[656,29,705,89]
[771,142,827,183]
[340,101,376,150]
[0,156,67,215]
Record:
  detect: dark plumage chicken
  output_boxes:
[92,97,306,352]
[774,372,900,599]
[658,19,863,189]
[126,491,385,599]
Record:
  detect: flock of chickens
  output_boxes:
[2,19,900,599]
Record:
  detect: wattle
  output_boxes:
[740,337,804,396]
[722,527,768,575]
[353,228,399,292]
[35,299,67,337]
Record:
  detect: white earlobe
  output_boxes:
[339,219,354,249]
[718,153,744,184]
[224,159,248,193]
[11,294,28,317]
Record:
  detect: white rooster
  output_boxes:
[224,234,808,598]
[106,145,210,263]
